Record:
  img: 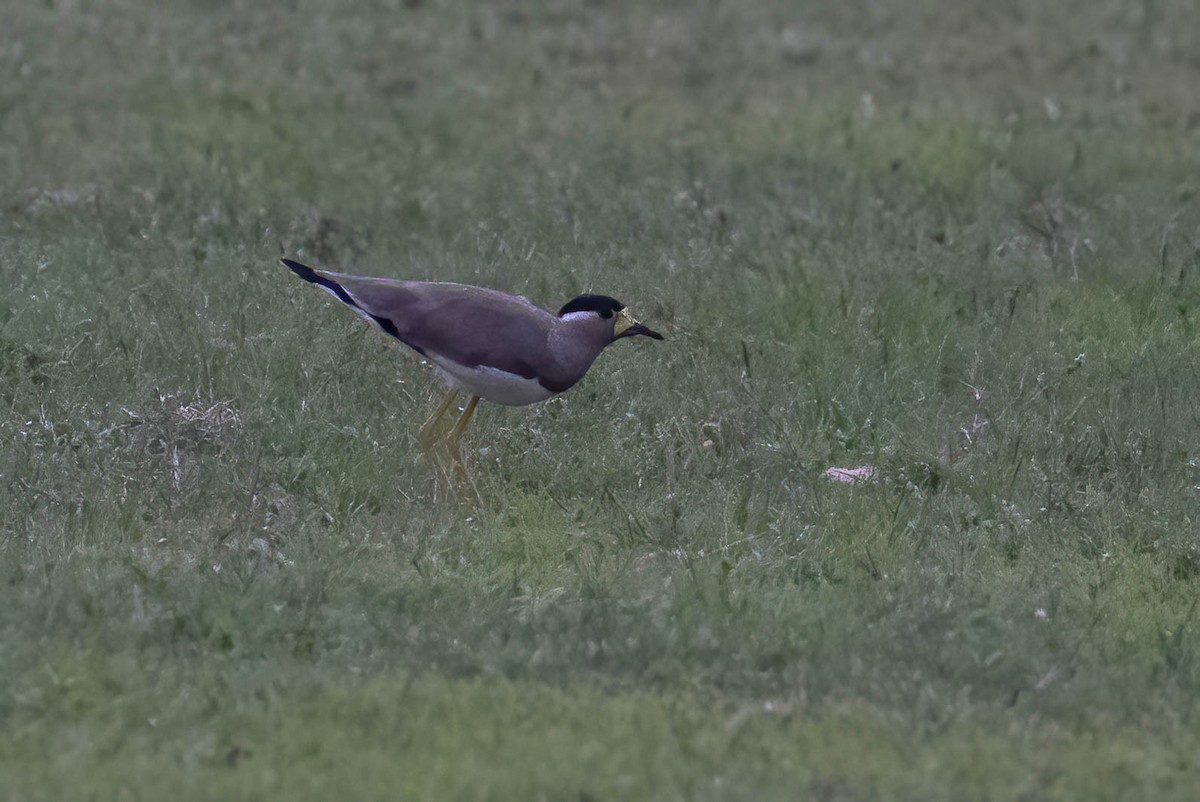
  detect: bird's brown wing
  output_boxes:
[327,273,558,381]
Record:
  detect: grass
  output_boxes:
[3,0,1200,798]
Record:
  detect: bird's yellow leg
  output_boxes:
[419,389,459,445]
[445,395,480,465]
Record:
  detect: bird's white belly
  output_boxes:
[431,358,556,406]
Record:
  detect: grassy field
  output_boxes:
[3,1,1200,798]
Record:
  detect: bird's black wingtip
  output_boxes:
[282,256,365,311]
[280,257,320,283]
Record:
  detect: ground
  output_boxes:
[2,1,1200,799]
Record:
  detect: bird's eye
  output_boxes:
[600,309,614,319]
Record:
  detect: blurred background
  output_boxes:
[3,2,1200,799]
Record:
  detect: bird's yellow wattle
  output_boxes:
[613,308,639,337]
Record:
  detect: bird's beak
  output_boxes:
[613,308,664,341]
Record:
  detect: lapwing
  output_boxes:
[282,258,663,462]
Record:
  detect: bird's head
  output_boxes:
[557,294,665,343]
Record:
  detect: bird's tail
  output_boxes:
[282,258,406,344]
[281,258,360,309]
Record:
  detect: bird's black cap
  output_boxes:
[558,294,625,319]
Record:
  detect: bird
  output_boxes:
[281,258,663,463]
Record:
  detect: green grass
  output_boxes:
[3,0,1200,798]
